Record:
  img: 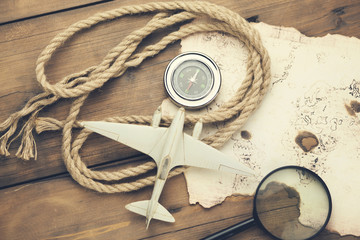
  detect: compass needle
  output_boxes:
[190,69,200,83]
[186,82,193,92]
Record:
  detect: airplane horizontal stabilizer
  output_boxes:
[125,200,175,223]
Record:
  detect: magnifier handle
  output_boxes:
[201,218,256,240]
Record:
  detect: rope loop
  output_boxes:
[0,1,271,193]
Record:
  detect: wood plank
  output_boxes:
[0,169,357,240]
[0,0,111,24]
[0,0,359,188]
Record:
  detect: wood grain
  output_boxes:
[0,167,253,240]
[0,0,176,188]
[0,167,358,240]
[0,0,111,24]
[0,0,360,239]
[1,0,359,188]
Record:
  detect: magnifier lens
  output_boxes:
[254,167,331,240]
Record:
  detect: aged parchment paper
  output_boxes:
[162,22,360,236]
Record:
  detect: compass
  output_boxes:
[164,52,221,109]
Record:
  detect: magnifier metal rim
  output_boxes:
[164,51,221,109]
[253,165,332,240]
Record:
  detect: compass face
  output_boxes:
[164,52,221,109]
[172,60,213,100]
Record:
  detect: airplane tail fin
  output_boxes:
[125,200,175,223]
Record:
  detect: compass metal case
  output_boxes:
[164,52,221,109]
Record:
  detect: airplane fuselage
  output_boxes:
[145,109,185,228]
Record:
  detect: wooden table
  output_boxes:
[1,0,359,239]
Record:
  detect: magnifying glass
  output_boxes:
[202,166,332,240]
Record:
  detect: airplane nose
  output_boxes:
[172,108,185,124]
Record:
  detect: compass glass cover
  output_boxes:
[172,60,213,100]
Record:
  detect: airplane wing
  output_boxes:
[175,134,254,176]
[82,121,167,164]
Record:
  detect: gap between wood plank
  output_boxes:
[0,0,113,26]
[0,153,150,191]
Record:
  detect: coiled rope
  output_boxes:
[0,1,271,193]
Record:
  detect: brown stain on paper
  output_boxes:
[345,100,360,116]
[240,130,252,140]
[295,131,319,152]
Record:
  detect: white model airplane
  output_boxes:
[82,107,254,229]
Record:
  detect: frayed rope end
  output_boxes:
[0,137,11,157]
[0,125,17,157]
[0,114,38,161]
[15,132,37,161]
